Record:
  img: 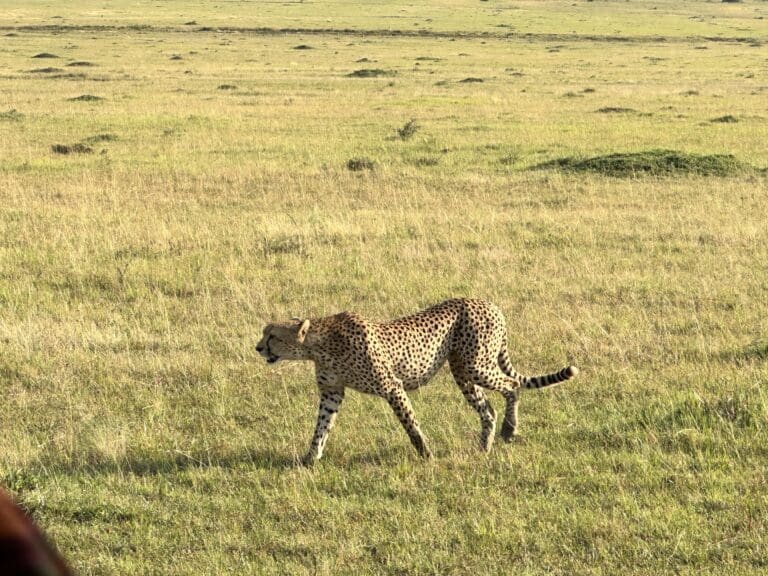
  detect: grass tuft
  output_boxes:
[0,109,24,121]
[410,156,440,167]
[83,133,118,144]
[2,468,42,495]
[742,339,768,360]
[346,68,395,78]
[51,143,93,154]
[597,106,636,113]
[346,157,375,171]
[396,119,419,140]
[67,94,104,102]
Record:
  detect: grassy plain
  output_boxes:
[1,0,768,574]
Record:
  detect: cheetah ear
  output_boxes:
[296,319,311,344]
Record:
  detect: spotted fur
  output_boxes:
[256,298,578,465]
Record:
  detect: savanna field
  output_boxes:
[1,0,768,574]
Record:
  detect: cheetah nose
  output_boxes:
[256,345,264,353]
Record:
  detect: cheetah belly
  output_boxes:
[390,333,453,390]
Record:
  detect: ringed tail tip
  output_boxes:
[566,365,579,378]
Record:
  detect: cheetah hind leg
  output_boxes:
[450,360,497,452]
[500,388,520,442]
[460,384,497,452]
[458,365,524,444]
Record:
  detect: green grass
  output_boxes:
[1,1,767,574]
[536,149,749,177]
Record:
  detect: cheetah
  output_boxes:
[256,298,578,465]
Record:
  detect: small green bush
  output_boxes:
[396,119,419,140]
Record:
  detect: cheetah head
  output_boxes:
[256,319,312,364]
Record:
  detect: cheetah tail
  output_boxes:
[498,348,578,389]
[520,365,578,389]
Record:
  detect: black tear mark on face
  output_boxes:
[262,335,280,363]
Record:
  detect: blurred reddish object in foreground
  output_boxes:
[0,489,73,576]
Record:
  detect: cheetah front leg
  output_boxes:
[384,387,433,459]
[301,389,345,466]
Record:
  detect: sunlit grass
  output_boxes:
[1,1,767,574]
